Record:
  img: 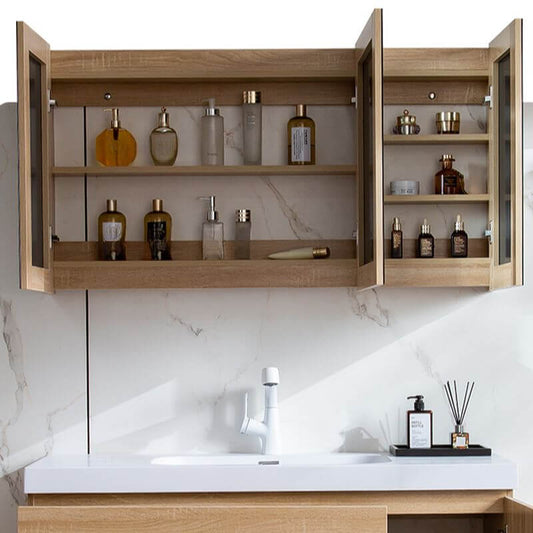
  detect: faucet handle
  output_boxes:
[262,367,279,386]
[240,392,250,434]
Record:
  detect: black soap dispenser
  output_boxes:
[407,395,433,449]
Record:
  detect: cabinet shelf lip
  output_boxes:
[52,165,357,177]
[384,194,489,204]
[384,134,489,145]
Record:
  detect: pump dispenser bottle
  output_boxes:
[144,199,172,260]
[96,108,137,166]
[98,199,126,260]
[407,395,433,449]
[150,107,178,166]
[201,99,224,165]
[200,196,224,260]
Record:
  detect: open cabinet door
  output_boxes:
[504,497,533,532]
[355,9,384,289]
[489,19,523,290]
[17,22,54,293]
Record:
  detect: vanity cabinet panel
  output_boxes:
[16,22,54,293]
[488,19,523,290]
[504,497,533,533]
[18,504,387,533]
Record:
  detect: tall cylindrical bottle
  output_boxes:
[242,91,262,165]
[235,209,251,259]
[201,98,224,165]
[144,199,172,260]
[288,104,316,165]
[98,199,126,260]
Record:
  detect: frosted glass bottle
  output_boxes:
[200,196,224,260]
[150,107,178,166]
[242,91,262,165]
[201,99,224,165]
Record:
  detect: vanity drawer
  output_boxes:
[18,504,387,532]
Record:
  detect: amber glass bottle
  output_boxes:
[96,108,137,166]
[98,199,126,260]
[417,219,434,258]
[391,217,403,258]
[288,104,316,165]
[451,214,468,258]
[144,199,172,260]
[434,154,466,194]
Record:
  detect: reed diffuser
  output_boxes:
[444,380,475,449]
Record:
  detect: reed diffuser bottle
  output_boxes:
[444,380,475,449]
[98,199,126,260]
[95,108,137,166]
[288,104,316,165]
[144,199,172,260]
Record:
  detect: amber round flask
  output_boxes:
[95,108,137,166]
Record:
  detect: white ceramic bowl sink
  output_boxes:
[151,453,391,466]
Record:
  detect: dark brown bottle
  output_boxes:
[144,199,172,260]
[98,199,126,261]
[451,214,468,258]
[417,218,434,258]
[391,217,403,258]
[434,154,466,194]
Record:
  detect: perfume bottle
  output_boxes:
[150,107,178,166]
[235,209,251,259]
[434,154,466,195]
[242,91,262,165]
[452,425,470,449]
[391,217,403,258]
[417,219,434,258]
[200,196,224,260]
[95,108,137,166]
[288,104,316,165]
[98,199,126,260]
[144,199,172,260]
[201,99,224,165]
[451,214,468,258]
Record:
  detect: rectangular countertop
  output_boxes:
[24,453,518,494]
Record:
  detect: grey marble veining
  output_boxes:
[347,288,390,328]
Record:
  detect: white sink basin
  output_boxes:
[151,453,390,466]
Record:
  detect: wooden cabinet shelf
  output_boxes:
[384,134,489,145]
[52,165,357,178]
[384,194,489,205]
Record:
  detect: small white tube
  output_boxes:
[268,247,330,260]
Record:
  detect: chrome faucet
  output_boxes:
[240,367,281,455]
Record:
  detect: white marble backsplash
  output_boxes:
[0,102,532,533]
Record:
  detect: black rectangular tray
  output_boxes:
[390,444,491,457]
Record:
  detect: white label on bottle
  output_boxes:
[102,222,122,242]
[409,413,431,448]
[291,127,311,162]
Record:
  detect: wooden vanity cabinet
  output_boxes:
[17,491,533,532]
[16,10,523,292]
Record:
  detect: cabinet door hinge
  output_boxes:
[485,219,494,244]
[352,88,357,108]
[483,85,493,109]
[49,227,59,249]
[497,525,509,533]
[47,89,56,112]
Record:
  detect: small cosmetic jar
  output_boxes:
[390,180,420,195]
[436,111,461,134]
[393,109,421,135]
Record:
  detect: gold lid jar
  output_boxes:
[436,111,460,134]
[393,109,420,135]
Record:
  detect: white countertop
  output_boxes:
[24,453,518,494]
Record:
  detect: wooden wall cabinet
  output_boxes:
[16,10,523,292]
[18,491,533,532]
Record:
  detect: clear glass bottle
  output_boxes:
[150,107,178,166]
[200,196,224,260]
[95,108,137,166]
[451,214,468,258]
[98,199,126,260]
[235,209,251,259]
[288,104,316,165]
[201,98,224,165]
[434,154,466,194]
[391,217,403,259]
[242,91,262,165]
[144,199,172,260]
[417,218,434,258]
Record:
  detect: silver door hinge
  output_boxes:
[49,227,60,249]
[485,220,494,244]
[483,86,493,109]
[48,89,56,112]
[352,88,357,108]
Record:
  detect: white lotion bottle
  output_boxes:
[201,99,224,165]
[199,196,224,260]
[242,91,262,165]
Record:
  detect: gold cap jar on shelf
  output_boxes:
[436,111,460,134]
[393,109,420,135]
